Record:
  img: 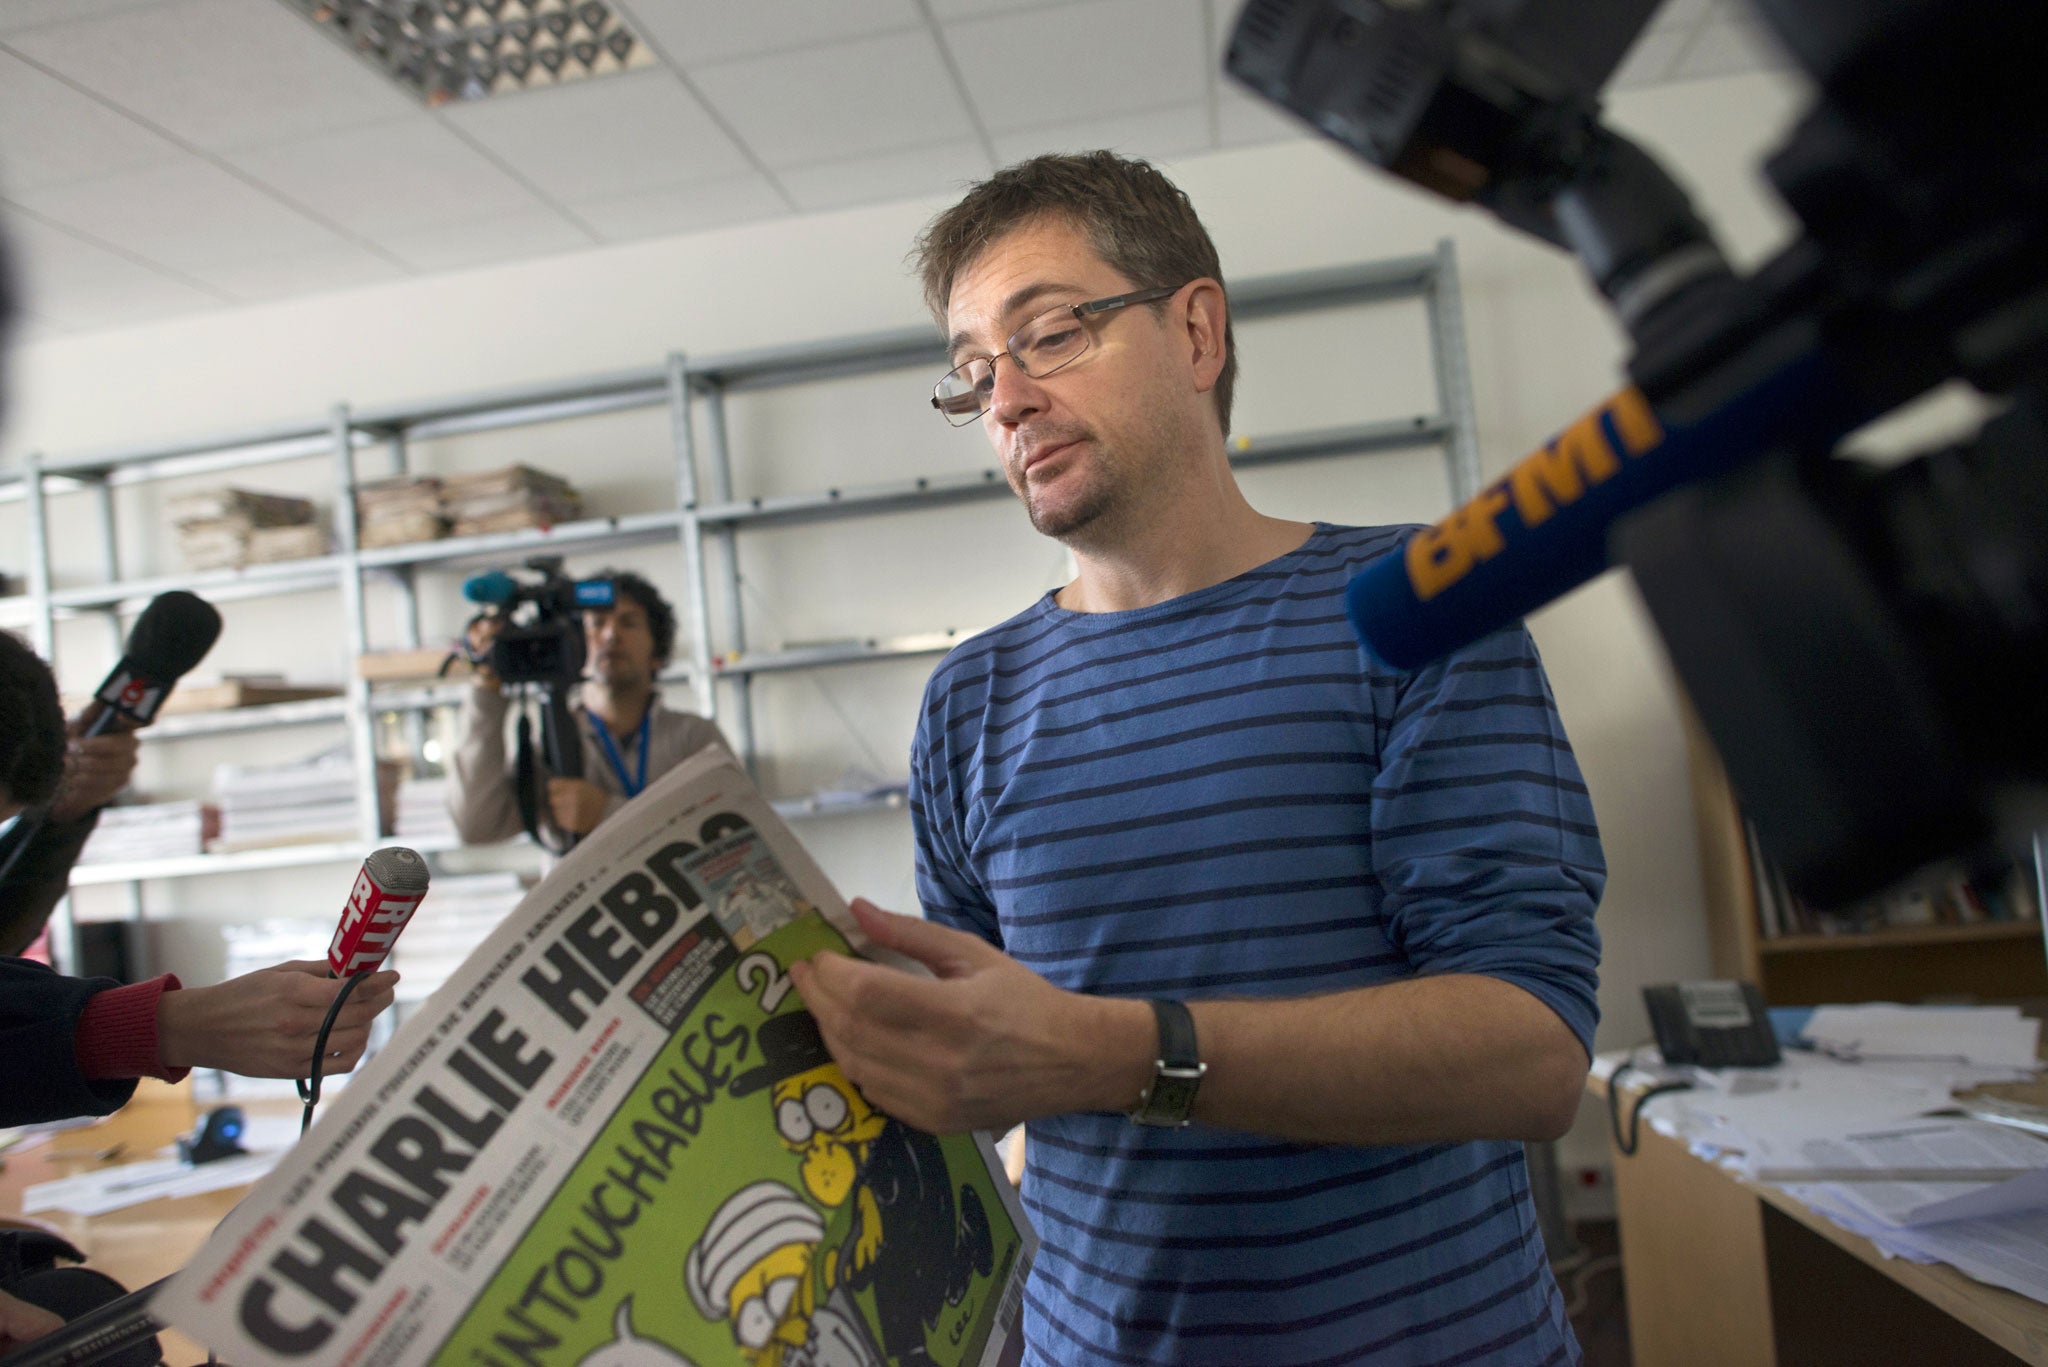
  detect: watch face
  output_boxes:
[1147,1071,1202,1123]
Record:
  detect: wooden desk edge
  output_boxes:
[1587,1070,2048,1364]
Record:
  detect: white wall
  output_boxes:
[2,70,1812,1174]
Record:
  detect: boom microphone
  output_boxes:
[1346,351,1875,670]
[87,589,223,734]
[328,846,431,977]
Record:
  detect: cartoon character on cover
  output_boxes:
[733,1011,995,1367]
[575,1298,697,1367]
[686,1181,832,1367]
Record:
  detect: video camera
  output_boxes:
[1226,0,2047,907]
[460,557,616,688]
[457,557,617,846]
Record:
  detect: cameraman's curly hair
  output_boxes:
[596,569,677,668]
[0,631,66,809]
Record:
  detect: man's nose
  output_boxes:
[987,354,1047,426]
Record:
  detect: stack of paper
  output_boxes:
[1604,1004,2048,1304]
[393,774,458,845]
[1802,1004,2042,1069]
[78,799,211,864]
[441,464,580,537]
[210,748,362,851]
[385,871,528,1005]
[168,487,322,571]
[355,474,446,548]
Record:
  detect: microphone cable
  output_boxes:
[296,968,373,1135]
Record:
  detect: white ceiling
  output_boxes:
[0,0,1787,337]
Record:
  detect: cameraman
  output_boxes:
[447,569,726,848]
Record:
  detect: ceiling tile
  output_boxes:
[0,48,185,190]
[947,0,1209,135]
[572,173,791,243]
[8,0,415,152]
[1671,17,1791,82]
[441,68,752,203]
[8,152,367,275]
[779,139,992,213]
[620,0,922,67]
[1609,27,1695,90]
[3,212,226,330]
[993,103,1214,167]
[0,0,166,35]
[372,206,596,274]
[183,237,410,303]
[691,30,971,169]
[222,117,548,238]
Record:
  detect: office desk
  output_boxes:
[1592,1072,2048,1366]
[0,1080,279,1365]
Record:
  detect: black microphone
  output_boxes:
[84,589,223,735]
[0,592,221,885]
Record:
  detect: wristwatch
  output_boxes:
[1128,999,1206,1127]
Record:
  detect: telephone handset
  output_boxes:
[1643,980,1781,1068]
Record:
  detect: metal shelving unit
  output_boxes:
[0,241,1481,971]
[677,243,1483,765]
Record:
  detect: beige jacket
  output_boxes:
[446,685,729,849]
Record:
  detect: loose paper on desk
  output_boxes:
[1752,1119,2048,1226]
[154,744,1033,1367]
[1802,1004,2042,1069]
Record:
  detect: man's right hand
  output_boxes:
[157,960,399,1078]
[466,614,505,692]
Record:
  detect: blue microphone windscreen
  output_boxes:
[462,570,518,605]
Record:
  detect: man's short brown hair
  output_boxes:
[913,151,1237,433]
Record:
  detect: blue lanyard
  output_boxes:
[594,710,651,798]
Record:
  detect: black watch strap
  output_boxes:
[1129,999,1206,1127]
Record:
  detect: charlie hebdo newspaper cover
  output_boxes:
[155,746,1034,1367]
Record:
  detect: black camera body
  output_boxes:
[1228,0,2048,908]
[463,557,617,689]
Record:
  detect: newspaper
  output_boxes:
[156,746,1034,1367]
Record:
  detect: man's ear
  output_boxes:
[1182,279,1228,397]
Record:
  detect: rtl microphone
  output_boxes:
[1345,351,1869,670]
[88,590,223,735]
[328,846,431,977]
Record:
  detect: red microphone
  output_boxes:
[328,847,430,977]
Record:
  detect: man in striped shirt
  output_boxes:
[790,152,1603,1365]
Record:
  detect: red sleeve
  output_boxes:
[73,974,189,1083]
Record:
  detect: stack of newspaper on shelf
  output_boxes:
[441,463,580,537]
[384,870,527,1006]
[1602,1003,2048,1305]
[170,487,325,571]
[76,798,211,864]
[355,474,448,548]
[392,773,459,846]
[209,747,362,852]
[158,745,1033,1367]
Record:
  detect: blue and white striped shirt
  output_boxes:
[909,522,1603,1365]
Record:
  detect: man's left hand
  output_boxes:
[787,899,1152,1135]
[48,706,140,822]
[546,778,609,833]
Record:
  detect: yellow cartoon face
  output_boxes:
[727,1241,813,1366]
[772,1064,887,1207]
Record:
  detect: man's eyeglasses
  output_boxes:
[930,284,1185,426]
